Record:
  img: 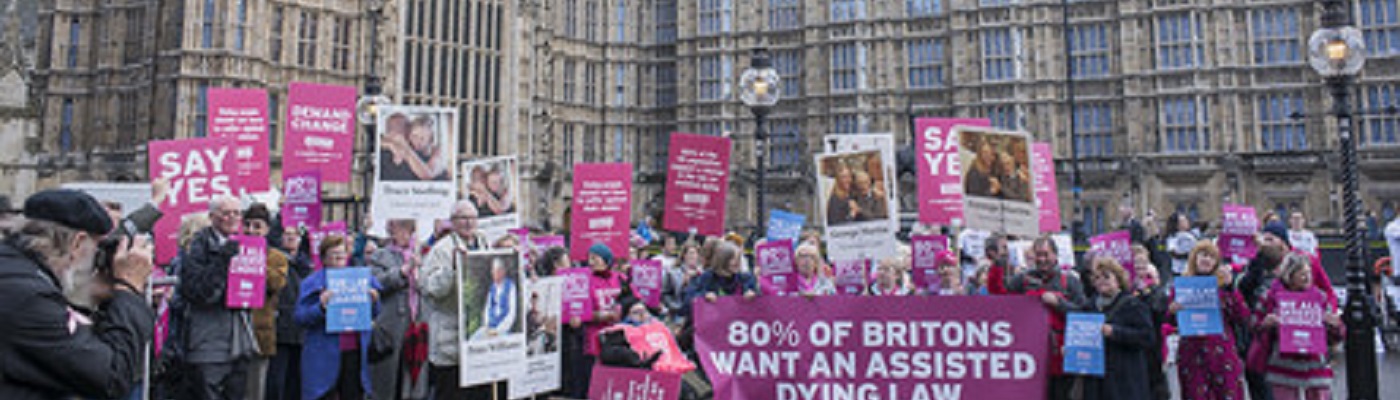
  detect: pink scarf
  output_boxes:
[389,242,419,320]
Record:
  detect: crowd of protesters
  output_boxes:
[2,180,1394,400]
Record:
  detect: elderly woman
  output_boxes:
[794,243,836,297]
[1080,257,1156,400]
[367,219,420,400]
[296,235,382,400]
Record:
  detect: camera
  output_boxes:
[93,218,141,278]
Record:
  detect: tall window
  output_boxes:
[830,43,863,92]
[833,114,859,134]
[981,0,1013,6]
[124,9,144,64]
[584,62,598,104]
[655,0,677,43]
[982,28,1017,82]
[907,0,941,17]
[1069,24,1111,78]
[698,0,733,36]
[1155,13,1204,69]
[831,0,865,22]
[1074,104,1113,157]
[332,18,353,71]
[907,38,945,88]
[583,126,600,162]
[1160,96,1209,153]
[563,60,576,102]
[585,1,598,41]
[1085,204,1106,236]
[563,124,576,166]
[565,0,578,38]
[653,129,671,171]
[987,105,1018,130]
[772,49,803,97]
[298,11,319,67]
[269,94,280,150]
[67,18,79,68]
[1358,0,1400,56]
[270,6,284,62]
[656,64,677,106]
[698,56,730,101]
[1258,93,1307,150]
[202,0,216,48]
[770,0,801,31]
[194,86,209,138]
[615,65,627,106]
[59,98,74,153]
[234,0,248,51]
[770,119,802,168]
[1363,84,1399,145]
[616,0,627,41]
[1251,8,1301,65]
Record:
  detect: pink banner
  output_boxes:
[756,239,798,296]
[694,296,1050,400]
[1089,231,1135,284]
[915,118,991,226]
[284,82,356,182]
[589,365,683,400]
[631,259,664,309]
[226,235,268,309]
[560,268,594,323]
[663,132,731,236]
[148,138,238,264]
[833,259,869,296]
[207,88,271,192]
[1031,142,1062,233]
[310,221,348,270]
[1277,290,1328,355]
[1217,233,1259,266]
[1222,203,1259,236]
[281,170,322,230]
[910,235,950,292]
[570,163,633,261]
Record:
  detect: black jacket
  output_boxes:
[275,248,312,346]
[1081,292,1155,400]
[0,242,154,399]
[176,227,252,363]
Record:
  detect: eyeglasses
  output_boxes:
[451,215,479,221]
[212,210,241,217]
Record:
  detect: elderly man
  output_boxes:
[178,196,258,400]
[479,257,517,337]
[419,201,489,399]
[0,189,155,399]
[1007,237,1088,400]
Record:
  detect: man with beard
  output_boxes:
[178,196,258,400]
[1006,237,1088,400]
[0,189,155,399]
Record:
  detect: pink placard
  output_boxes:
[310,221,348,270]
[663,132,731,236]
[281,170,322,230]
[1277,290,1328,355]
[694,296,1050,400]
[148,138,239,265]
[1217,233,1259,266]
[1222,203,1259,236]
[833,259,869,296]
[530,235,565,250]
[1032,142,1062,233]
[910,235,950,292]
[914,117,991,226]
[588,365,683,400]
[226,235,268,309]
[559,268,594,323]
[756,239,797,296]
[284,82,357,183]
[570,163,633,262]
[1090,230,1136,284]
[631,259,664,309]
[208,88,271,192]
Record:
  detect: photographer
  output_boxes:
[0,189,156,399]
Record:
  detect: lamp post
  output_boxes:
[739,48,782,236]
[355,1,390,209]
[1307,1,1377,399]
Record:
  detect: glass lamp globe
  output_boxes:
[356,94,392,125]
[739,67,782,108]
[1308,26,1366,78]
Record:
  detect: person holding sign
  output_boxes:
[177,196,258,400]
[869,256,912,296]
[1079,257,1155,400]
[241,205,290,400]
[418,201,489,399]
[1170,241,1250,400]
[366,219,420,400]
[1256,254,1343,400]
[794,243,836,297]
[295,235,382,400]
[1001,236,1087,400]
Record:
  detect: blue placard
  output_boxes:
[1175,277,1224,337]
[326,267,373,333]
[767,209,806,243]
[1064,312,1105,376]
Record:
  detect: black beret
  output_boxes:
[23,189,114,236]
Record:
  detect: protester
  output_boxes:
[1132,244,1172,400]
[930,250,965,295]
[566,243,626,396]
[296,234,383,400]
[968,262,992,296]
[1080,257,1155,400]
[983,233,1011,295]
[1239,244,1289,400]
[179,196,258,400]
[1164,212,1199,277]
[242,204,289,400]
[1000,236,1086,400]
[0,189,155,399]
[794,243,836,297]
[267,227,310,400]
[661,242,699,323]
[419,201,488,399]
[1258,253,1343,400]
[1259,220,1337,309]
[868,256,912,296]
[368,219,421,400]
[688,241,759,303]
[1172,241,1250,400]
[1287,211,1319,257]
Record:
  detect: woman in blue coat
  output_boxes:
[296,234,382,400]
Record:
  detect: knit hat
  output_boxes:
[589,243,615,266]
[1261,221,1292,249]
[935,250,958,268]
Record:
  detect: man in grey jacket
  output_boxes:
[419,201,488,400]
[177,196,257,400]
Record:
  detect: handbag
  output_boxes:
[369,322,396,363]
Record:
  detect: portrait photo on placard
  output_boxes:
[377,110,451,182]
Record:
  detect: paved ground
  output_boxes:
[1165,343,1400,399]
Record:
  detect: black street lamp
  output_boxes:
[739,48,781,236]
[1307,1,1377,399]
[355,1,389,213]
